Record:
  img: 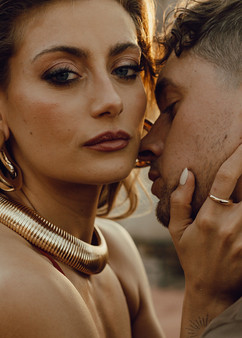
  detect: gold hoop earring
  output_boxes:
[135,119,153,168]
[0,133,22,191]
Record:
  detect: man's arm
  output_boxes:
[168,145,242,337]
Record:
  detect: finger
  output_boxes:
[210,144,242,200]
[169,169,195,243]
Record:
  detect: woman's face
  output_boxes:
[0,0,147,186]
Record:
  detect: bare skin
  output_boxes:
[0,0,164,337]
[169,145,242,337]
[139,50,242,337]
[0,1,241,337]
[0,218,163,338]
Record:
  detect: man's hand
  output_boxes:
[168,144,242,337]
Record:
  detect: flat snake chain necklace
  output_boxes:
[0,194,108,275]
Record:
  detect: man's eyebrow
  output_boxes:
[109,42,141,57]
[32,46,89,62]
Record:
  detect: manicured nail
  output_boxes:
[180,168,188,185]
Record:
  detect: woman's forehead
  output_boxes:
[14,0,138,56]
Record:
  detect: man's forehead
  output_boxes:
[155,52,189,102]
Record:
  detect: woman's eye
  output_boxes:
[112,65,142,80]
[42,67,79,86]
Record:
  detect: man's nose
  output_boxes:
[89,75,123,118]
[138,120,164,163]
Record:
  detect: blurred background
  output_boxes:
[119,1,184,336]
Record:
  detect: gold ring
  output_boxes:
[209,194,233,206]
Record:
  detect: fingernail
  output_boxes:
[180,168,188,185]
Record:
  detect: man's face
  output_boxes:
[139,52,242,226]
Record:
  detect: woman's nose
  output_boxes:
[89,75,123,118]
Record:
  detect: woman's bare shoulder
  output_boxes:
[96,218,142,272]
[96,218,140,261]
[0,225,96,338]
[96,218,164,337]
[96,218,135,244]
[96,219,146,301]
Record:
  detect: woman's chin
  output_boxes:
[91,166,135,185]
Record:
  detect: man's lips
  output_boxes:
[148,168,160,182]
[148,168,162,197]
[84,131,130,152]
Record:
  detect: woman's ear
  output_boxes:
[0,93,10,141]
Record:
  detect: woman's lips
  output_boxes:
[84,131,130,152]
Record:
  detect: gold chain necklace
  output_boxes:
[0,194,108,275]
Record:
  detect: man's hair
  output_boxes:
[157,0,242,84]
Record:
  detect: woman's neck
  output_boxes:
[5,181,102,242]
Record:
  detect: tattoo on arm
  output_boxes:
[186,314,210,337]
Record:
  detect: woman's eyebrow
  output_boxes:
[32,46,89,62]
[109,42,141,57]
[32,42,141,63]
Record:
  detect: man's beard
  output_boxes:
[155,184,172,227]
[155,180,209,228]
